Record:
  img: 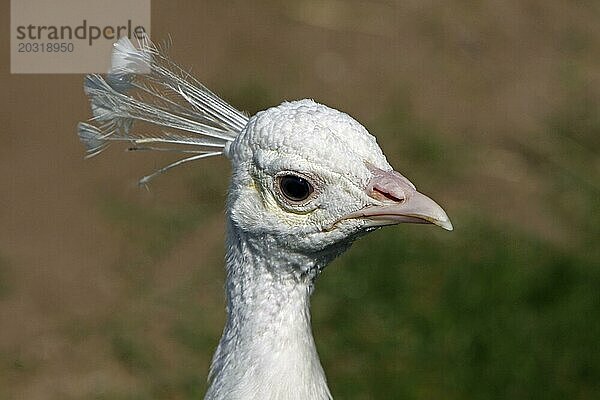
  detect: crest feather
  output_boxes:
[79,36,248,183]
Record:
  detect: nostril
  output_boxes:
[372,187,405,203]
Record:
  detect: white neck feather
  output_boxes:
[204,221,332,400]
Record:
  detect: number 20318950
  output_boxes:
[17,42,74,53]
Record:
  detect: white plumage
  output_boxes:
[79,37,452,400]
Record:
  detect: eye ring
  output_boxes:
[276,174,314,203]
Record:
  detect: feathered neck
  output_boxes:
[204,220,332,400]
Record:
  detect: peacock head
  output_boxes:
[79,37,451,267]
[225,99,452,256]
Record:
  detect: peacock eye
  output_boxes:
[277,174,314,202]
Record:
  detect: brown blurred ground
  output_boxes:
[1,1,599,399]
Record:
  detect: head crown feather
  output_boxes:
[78,36,248,185]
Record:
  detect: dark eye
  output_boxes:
[278,175,314,202]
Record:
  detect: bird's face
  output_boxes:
[227,100,451,259]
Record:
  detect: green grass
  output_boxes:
[0,255,11,299]
[110,332,157,373]
[314,215,600,400]
[100,197,207,261]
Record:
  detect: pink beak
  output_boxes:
[340,166,453,231]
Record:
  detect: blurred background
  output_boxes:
[1,1,599,399]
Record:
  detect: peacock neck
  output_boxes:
[204,220,332,400]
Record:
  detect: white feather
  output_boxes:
[80,36,248,183]
[109,34,152,76]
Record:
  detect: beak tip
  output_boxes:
[439,219,454,231]
[433,210,453,231]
